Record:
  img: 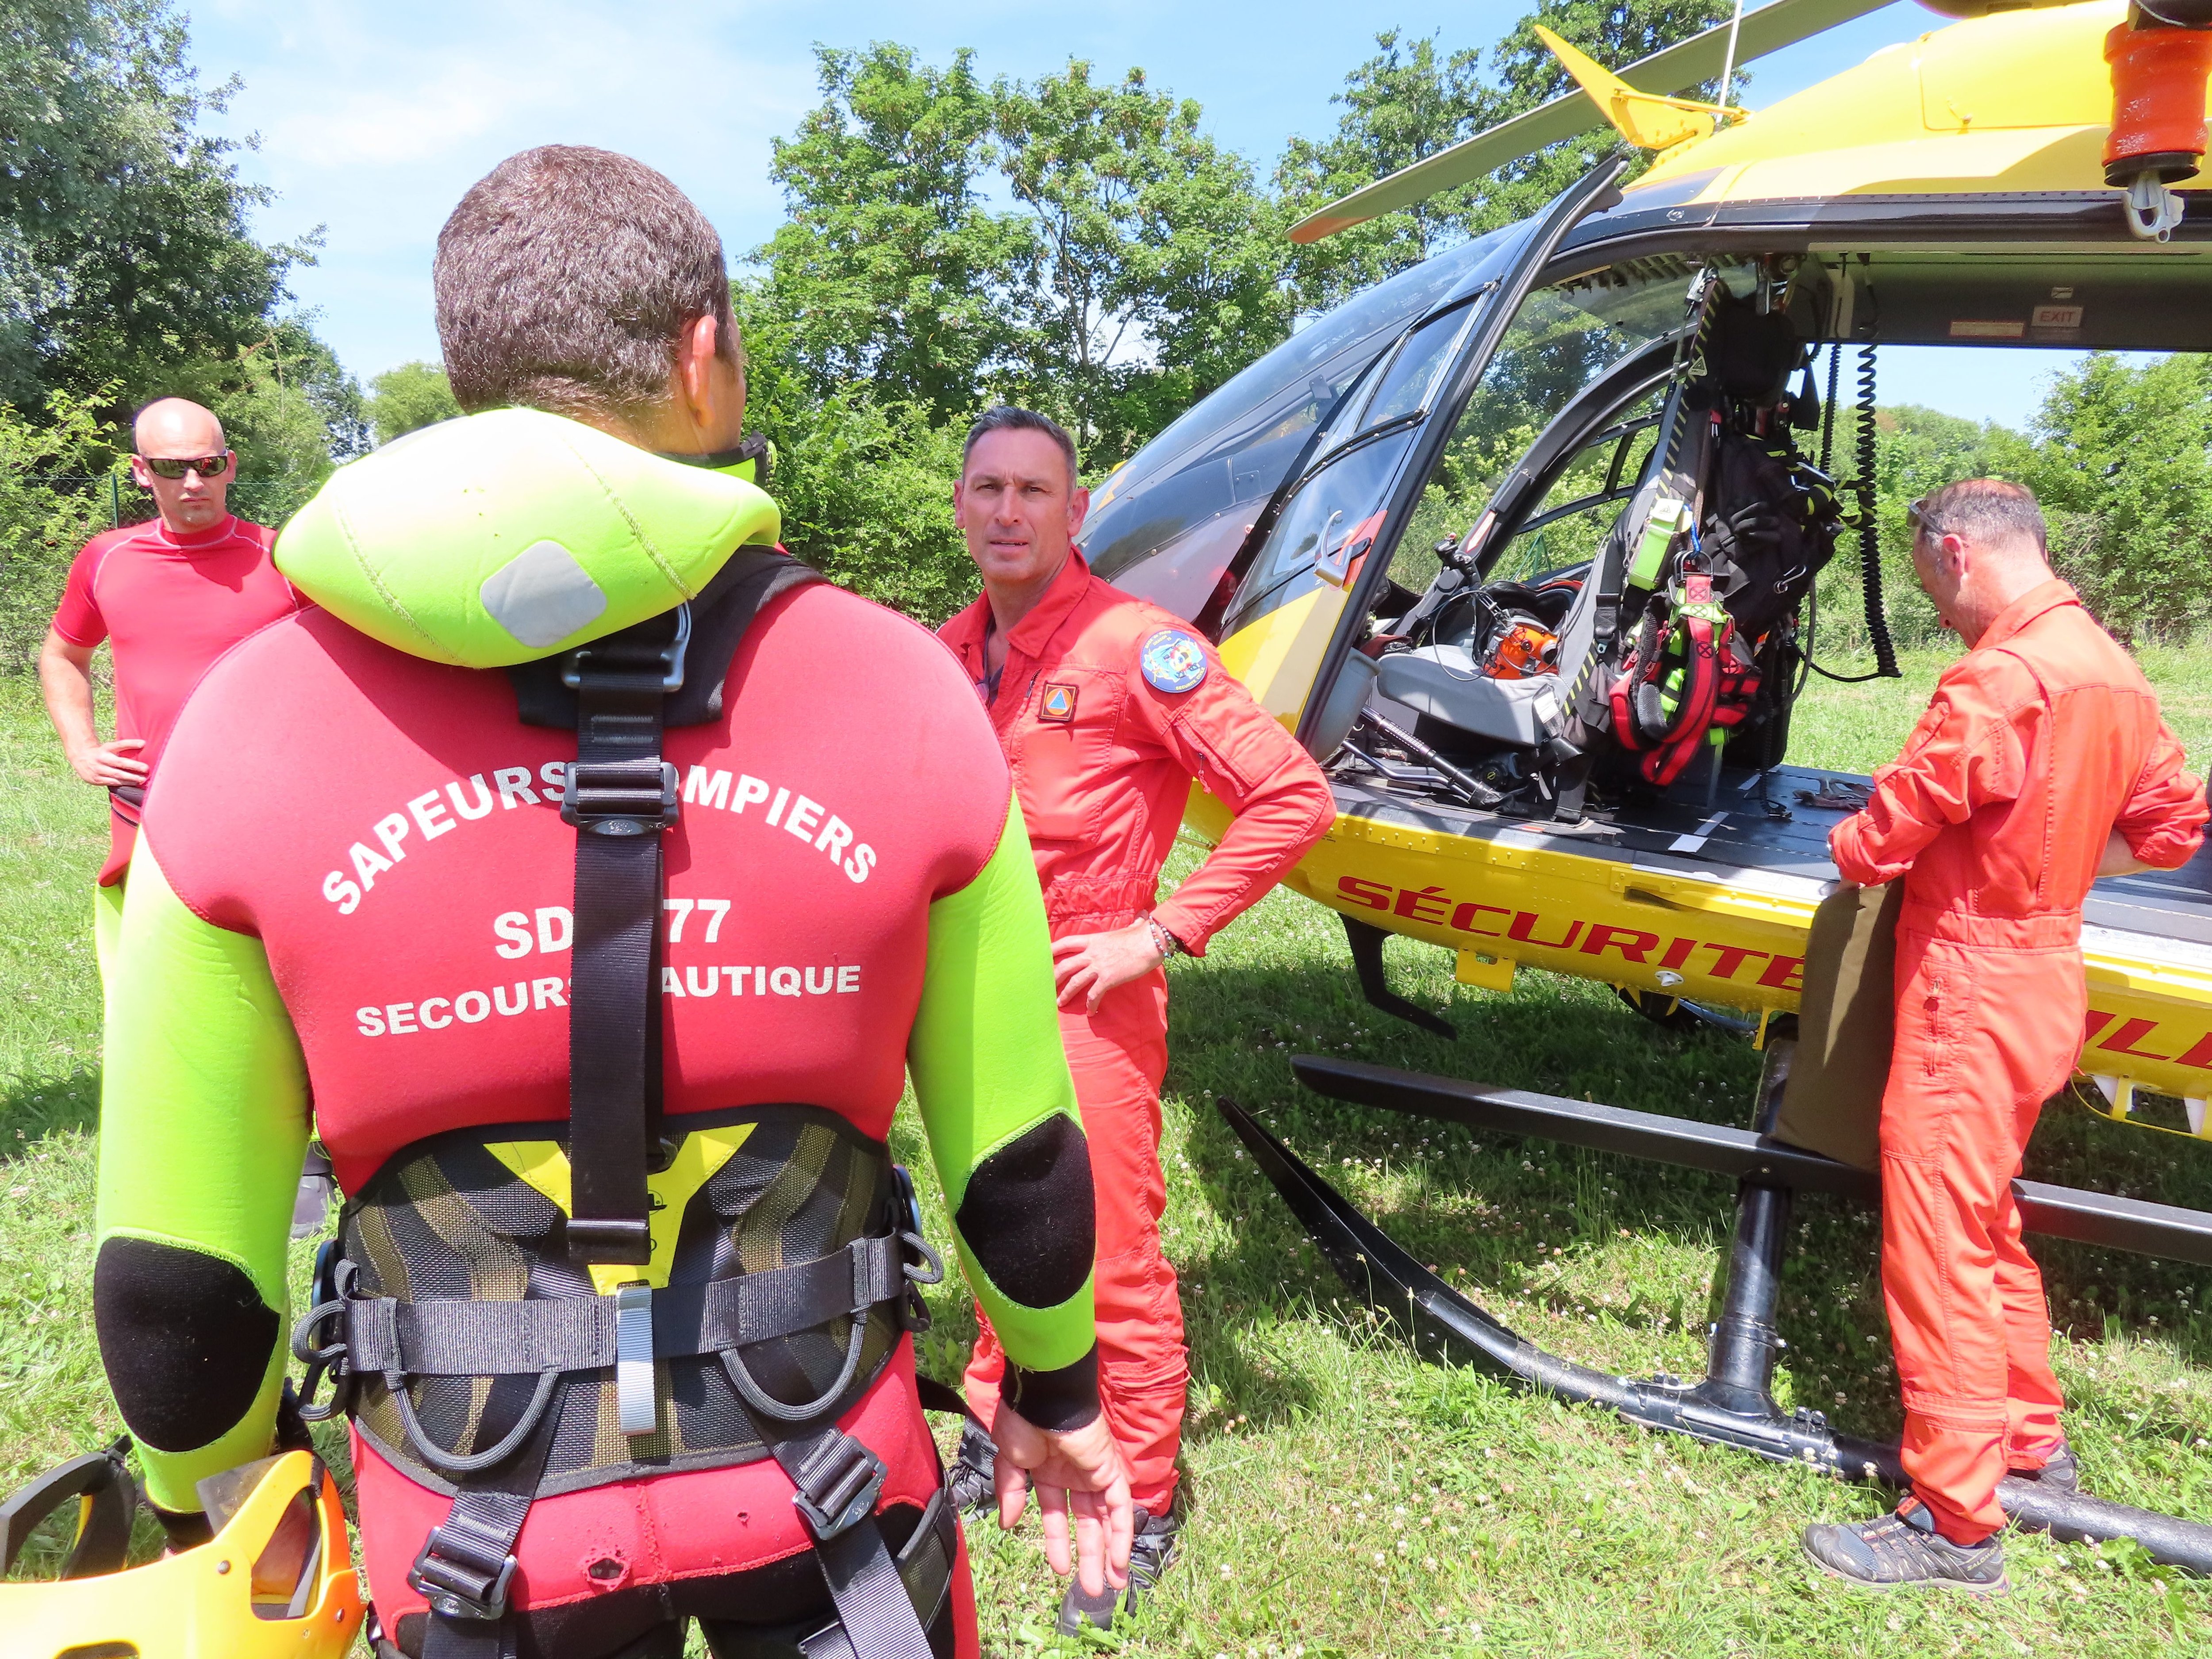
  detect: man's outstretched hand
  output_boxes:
[991,1403,1133,1598]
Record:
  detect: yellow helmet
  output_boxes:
[0,1441,363,1659]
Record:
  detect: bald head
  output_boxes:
[129,397,234,536]
[134,397,225,457]
[1909,477,2055,647]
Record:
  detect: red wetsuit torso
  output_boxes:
[144,582,1009,1628]
[50,514,298,881]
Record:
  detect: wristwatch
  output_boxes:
[1145,915,1184,960]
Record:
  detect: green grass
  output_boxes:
[5,654,2211,1656]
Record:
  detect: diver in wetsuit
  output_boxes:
[92,145,1130,1659]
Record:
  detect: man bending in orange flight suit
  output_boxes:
[937,407,1335,1632]
[1801,480,2205,1593]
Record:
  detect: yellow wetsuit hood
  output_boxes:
[276,408,781,669]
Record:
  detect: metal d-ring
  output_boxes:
[388,1366,561,1477]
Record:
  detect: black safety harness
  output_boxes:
[294,549,962,1659]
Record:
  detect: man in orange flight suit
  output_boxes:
[1802,480,2205,1593]
[937,407,1335,1632]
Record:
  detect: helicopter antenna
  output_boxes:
[1717,0,1747,111]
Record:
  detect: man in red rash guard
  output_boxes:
[38,398,300,947]
[1801,480,2205,1594]
[937,407,1336,1632]
[92,148,1128,1659]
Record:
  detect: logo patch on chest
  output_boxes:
[1140,630,1208,694]
[1038,682,1079,723]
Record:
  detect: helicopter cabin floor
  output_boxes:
[1328,761,2212,957]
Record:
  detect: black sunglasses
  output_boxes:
[137,452,231,480]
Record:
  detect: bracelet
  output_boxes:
[1145,916,1183,960]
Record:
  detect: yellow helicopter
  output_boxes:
[1076,0,2212,1569]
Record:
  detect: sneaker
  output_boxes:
[1802,1498,2008,1594]
[1056,1501,1181,1633]
[2010,1441,2078,1494]
[946,1420,996,1518]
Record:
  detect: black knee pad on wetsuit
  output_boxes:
[93,1235,280,1452]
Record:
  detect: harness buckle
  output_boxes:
[408,1524,518,1622]
[566,1216,653,1264]
[561,603,691,692]
[790,1431,887,1540]
[560,758,680,833]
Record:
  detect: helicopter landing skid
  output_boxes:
[1219,1050,2212,1574]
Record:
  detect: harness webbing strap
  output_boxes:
[411,1410,558,1659]
[559,609,688,1267]
[765,1426,937,1659]
[347,1235,908,1377]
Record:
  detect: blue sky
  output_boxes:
[190,0,2085,427]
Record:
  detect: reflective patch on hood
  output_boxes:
[480,539,609,649]
[276,407,780,668]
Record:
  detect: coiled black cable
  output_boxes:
[1820,340,1840,476]
[1805,342,1901,684]
[1853,342,1900,678]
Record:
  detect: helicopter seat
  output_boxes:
[1374,644,1567,749]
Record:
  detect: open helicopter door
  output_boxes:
[1209,158,1631,748]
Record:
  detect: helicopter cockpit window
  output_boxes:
[1392,261,1719,596]
[1214,302,1486,638]
[1082,224,1519,592]
[1344,300,1479,437]
[1219,426,1420,641]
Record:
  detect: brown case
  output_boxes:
[1772,880,1902,1172]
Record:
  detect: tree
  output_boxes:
[0,0,311,415]
[0,388,108,671]
[730,279,977,626]
[1276,1,1739,315]
[365,361,462,446]
[992,61,1292,460]
[2028,352,2212,640]
[1275,31,1493,311]
[758,44,1028,420]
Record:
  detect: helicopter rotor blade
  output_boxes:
[1289,0,1901,242]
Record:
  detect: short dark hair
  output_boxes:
[434,145,738,423]
[1915,478,2047,555]
[963,406,1079,486]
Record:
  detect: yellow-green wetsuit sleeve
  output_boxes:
[93,841,309,1514]
[908,792,1099,1429]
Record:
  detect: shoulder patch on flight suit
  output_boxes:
[1039,682,1078,723]
[1140,629,1207,695]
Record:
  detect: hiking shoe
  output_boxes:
[1056,1501,1182,1633]
[1802,1498,2008,1594]
[2011,1441,2078,1494]
[946,1420,997,1518]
